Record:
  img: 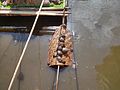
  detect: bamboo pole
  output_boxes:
[62,8,66,24]
[56,65,60,90]
[7,0,45,90]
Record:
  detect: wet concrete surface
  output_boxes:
[0,0,120,90]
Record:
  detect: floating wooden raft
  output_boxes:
[48,24,73,68]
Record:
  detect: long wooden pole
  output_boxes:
[62,8,66,24]
[7,0,45,90]
[55,6,66,90]
[56,65,60,90]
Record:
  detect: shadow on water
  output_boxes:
[96,45,120,90]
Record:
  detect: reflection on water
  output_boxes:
[96,46,120,90]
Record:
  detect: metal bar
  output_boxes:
[0,26,58,31]
[0,10,70,16]
[0,26,27,29]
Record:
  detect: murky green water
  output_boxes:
[96,46,120,90]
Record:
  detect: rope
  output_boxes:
[7,0,45,90]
